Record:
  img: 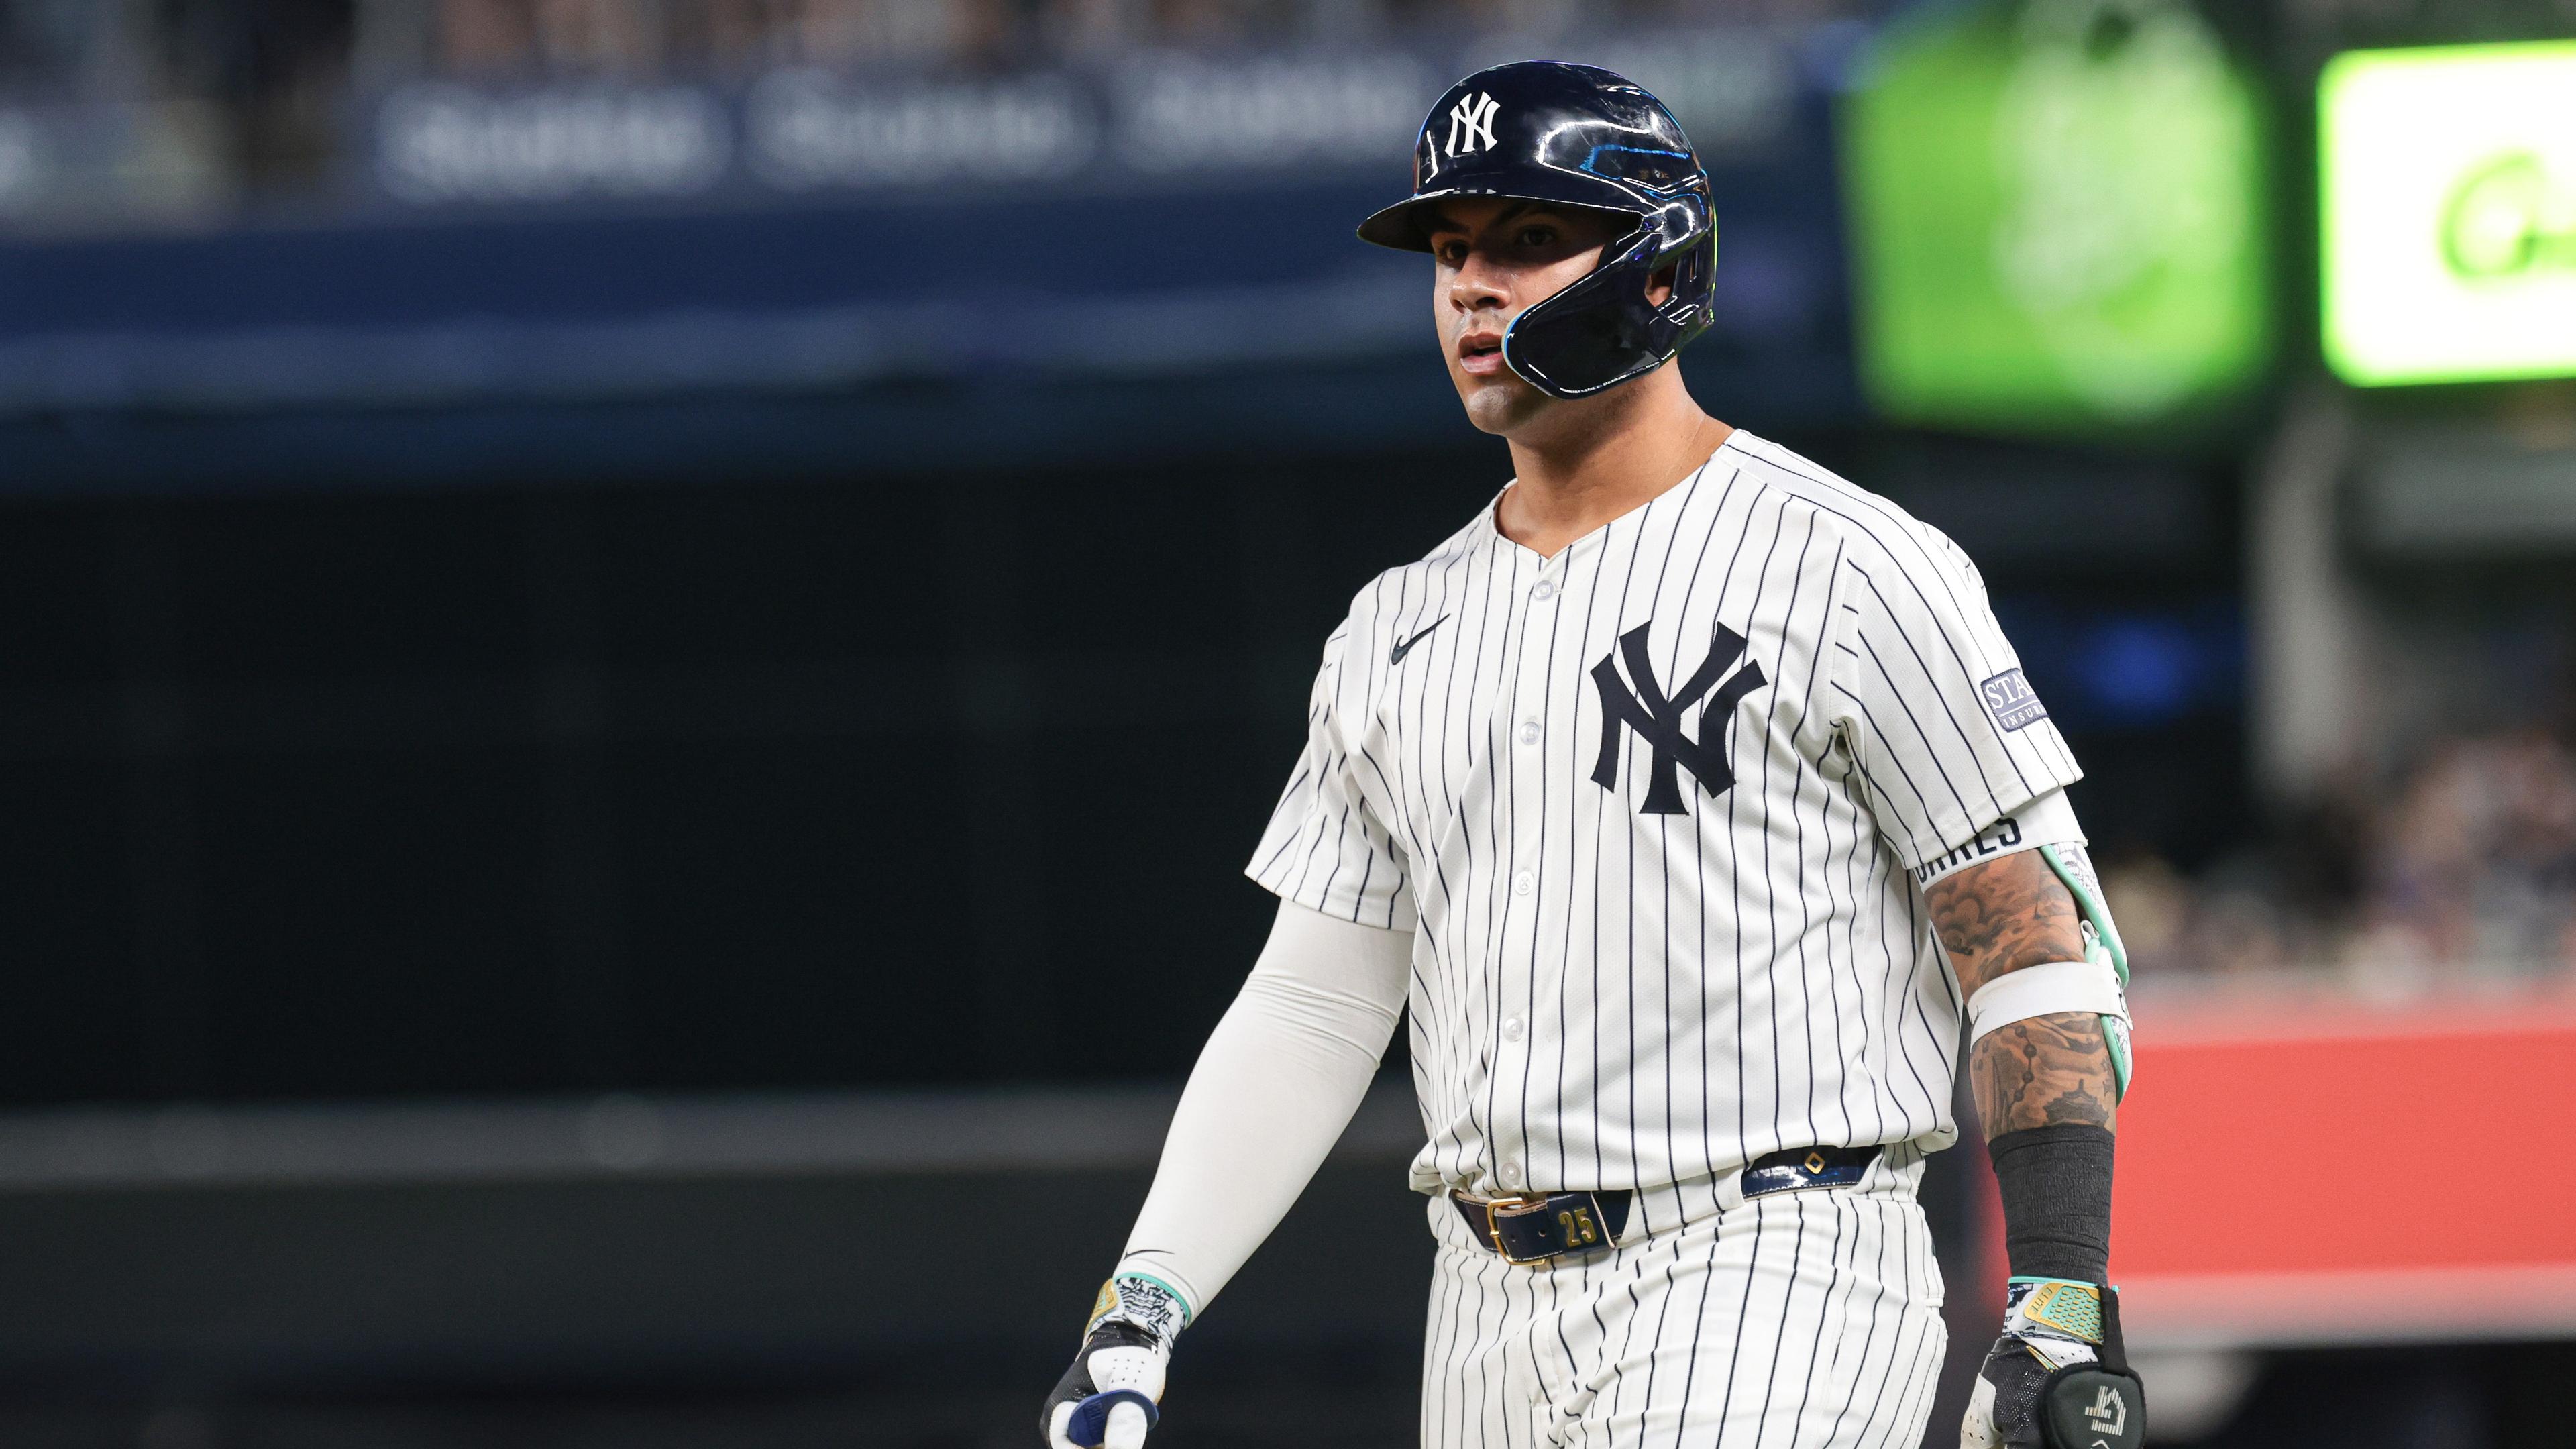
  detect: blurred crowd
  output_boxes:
[0,0,1870,203]
[405,0,1874,71]
[0,0,1874,91]
[2110,727,2576,990]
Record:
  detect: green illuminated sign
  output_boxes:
[1842,0,2270,433]
[2322,42,2576,386]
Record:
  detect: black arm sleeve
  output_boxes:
[1987,1122,2115,1283]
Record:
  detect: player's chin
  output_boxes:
[1454,370,1544,435]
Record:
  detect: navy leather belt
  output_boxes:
[1450,1188,1632,1265]
[1453,1145,1884,1265]
[1741,1143,1883,1199]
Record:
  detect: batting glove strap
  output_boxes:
[2036,1362,2144,1449]
[1966,1342,2145,1449]
[1083,1273,1192,1342]
[2000,1278,2108,1367]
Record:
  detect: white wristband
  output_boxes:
[1966,959,2128,1043]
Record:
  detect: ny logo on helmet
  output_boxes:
[1446,92,1499,157]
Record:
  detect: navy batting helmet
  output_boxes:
[1358,61,1718,399]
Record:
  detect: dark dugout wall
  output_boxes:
[0,447,1518,1106]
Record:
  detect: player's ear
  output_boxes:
[1644,264,1676,307]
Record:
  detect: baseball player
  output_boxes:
[1043,62,2144,1449]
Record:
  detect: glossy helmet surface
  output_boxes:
[1358,60,1717,398]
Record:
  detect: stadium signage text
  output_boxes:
[363,34,1795,211]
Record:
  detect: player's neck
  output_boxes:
[1496,374,1731,559]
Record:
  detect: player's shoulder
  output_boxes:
[1723,430,1985,589]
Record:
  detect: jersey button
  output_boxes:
[1512,871,1534,897]
[1532,581,1556,602]
[1499,1161,1525,1189]
[1517,720,1540,745]
[1501,1016,1525,1043]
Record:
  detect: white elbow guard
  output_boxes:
[1965,959,2127,1043]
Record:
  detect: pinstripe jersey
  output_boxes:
[1249,430,2083,1200]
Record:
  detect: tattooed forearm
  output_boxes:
[1923,849,2118,1139]
[1971,1012,2116,1134]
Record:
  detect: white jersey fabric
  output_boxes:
[1249,430,2083,1201]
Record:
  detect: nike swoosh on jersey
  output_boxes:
[1389,616,1450,665]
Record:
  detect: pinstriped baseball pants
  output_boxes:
[1420,1162,1947,1449]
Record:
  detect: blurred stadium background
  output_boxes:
[0,0,2570,1445]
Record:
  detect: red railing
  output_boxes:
[2109,987,2576,1348]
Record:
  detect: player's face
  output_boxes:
[1424,199,1629,434]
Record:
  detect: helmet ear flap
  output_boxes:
[1501,219,1717,398]
[1501,252,1658,398]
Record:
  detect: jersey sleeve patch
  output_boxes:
[1978,668,2049,732]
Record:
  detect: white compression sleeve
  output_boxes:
[1112,898,1412,1320]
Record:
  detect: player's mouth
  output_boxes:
[1457,329,1507,378]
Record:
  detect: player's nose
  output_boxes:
[1446,258,1508,316]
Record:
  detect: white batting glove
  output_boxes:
[1040,1275,1189,1449]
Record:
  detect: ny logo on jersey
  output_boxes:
[1589,621,1767,816]
[1446,92,1499,156]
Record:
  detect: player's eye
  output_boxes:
[1434,239,1469,266]
[1516,225,1556,250]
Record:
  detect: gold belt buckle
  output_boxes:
[1481,1194,1556,1265]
